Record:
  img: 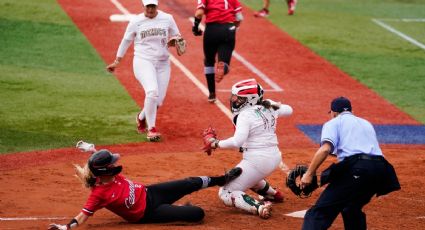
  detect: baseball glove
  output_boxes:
[202,126,218,156]
[168,36,186,56]
[286,165,318,198]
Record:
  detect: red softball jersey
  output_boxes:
[197,0,242,24]
[81,174,147,223]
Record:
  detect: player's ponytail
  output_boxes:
[261,99,280,110]
[74,163,97,188]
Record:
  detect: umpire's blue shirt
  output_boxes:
[321,112,383,161]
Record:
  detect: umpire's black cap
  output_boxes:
[88,149,122,176]
[330,96,352,113]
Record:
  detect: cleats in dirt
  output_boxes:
[147,127,161,142]
[261,190,284,203]
[208,92,216,103]
[136,112,147,133]
[254,8,269,17]
[218,167,243,186]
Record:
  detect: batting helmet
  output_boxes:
[230,79,264,115]
[88,149,122,177]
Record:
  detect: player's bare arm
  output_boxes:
[48,212,89,230]
[106,57,123,73]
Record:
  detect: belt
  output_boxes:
[239,147,247,152]
[354,154,384,161]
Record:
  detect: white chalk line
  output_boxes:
[0,217,68,221]
[372,18,425,51]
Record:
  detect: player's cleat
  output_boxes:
[136,112,147,133]
[221,167,243,185]
[215,61,227,82]
[147,127,161,142]
[257,201,273,219]
[261,190,284,203]
[254,8,269,17]
[287,0,297,15]
[208,92,216,103]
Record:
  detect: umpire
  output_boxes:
[300,96,400,230]
[192,0,243,103]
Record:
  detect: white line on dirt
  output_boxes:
[285,210,307,218]
[0,217,68,221]
[169,55,233,120]
[189,18,283,92]
[372,18,425,51]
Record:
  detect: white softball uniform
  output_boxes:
[218,103,293,214]
[116,10,180,129]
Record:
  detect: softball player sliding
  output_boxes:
[205,79,293,219]
[106,0,183,141]
[48,149,242,229]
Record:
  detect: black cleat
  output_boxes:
[221,167,242,185]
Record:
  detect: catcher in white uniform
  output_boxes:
[202,79,293,219]
[106,0,186,141]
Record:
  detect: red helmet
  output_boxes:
[230,79,264,115]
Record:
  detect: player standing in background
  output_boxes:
[202,79,293,218]
[300,97,400,230]
[48,149,242,229]
[254,0,297,17]
[192,0,243,103]
[106,0,184,141]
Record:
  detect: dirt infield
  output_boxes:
[1,0,425,229]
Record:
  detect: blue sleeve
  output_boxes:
[321,120,338,153]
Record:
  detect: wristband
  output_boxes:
[66,218,78,229]
[193,17,201,28]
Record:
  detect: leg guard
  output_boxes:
[219,187,272,219]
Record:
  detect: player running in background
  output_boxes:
[106,0,184,141]
[254,0,297,17]
[300,97,400,230]
[48,149,242,229]
[202,79,293,218]
[192,0,243,103]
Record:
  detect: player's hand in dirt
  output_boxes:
[48,223,68,230]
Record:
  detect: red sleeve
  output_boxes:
[232,0,242,13]
[82,189,105,216]
[197,0,206,9]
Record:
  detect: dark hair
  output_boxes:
[260,99,280,110]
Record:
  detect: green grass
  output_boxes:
[242,0,425,123]
[0,0,144,154]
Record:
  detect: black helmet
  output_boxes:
[88,149,122,176]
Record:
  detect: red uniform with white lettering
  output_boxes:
[197,0,242,24]
[81,175,147,223]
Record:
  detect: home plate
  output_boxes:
[285,210,307,218]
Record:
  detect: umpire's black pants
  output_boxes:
[203,22,236,67]
[302,155,398,230]
[139,177,205,223]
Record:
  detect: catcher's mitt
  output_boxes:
[202,126,218,156]
[286,165,318,198]
[168,36,186,56]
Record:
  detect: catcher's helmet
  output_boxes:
[230,79,264,115]
[88,149,122,177]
